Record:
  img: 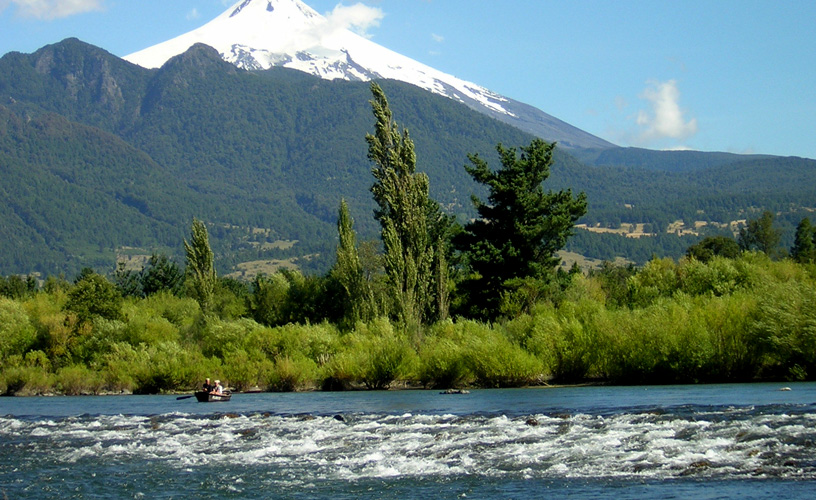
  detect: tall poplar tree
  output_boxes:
[365,82,449,327]
[332,198,375,327]
[456,139,587,319]
[184,218,216,314]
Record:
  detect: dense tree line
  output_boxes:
[2,249,814,395]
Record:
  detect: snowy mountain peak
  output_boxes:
[124,0,613,150]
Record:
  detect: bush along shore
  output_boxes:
[1,252,815,396]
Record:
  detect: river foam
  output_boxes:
[3,403,816,484]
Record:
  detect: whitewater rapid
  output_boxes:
[3,385,816,499]
[4,405,816,482]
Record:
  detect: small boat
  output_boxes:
[194,391,232,402]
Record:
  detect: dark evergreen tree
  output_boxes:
[141,253,184,296]
[0,274,36,299]
[738,210,782,258]
[249,270,338,326]
[791,217,816,264]
[455,139,587,319]
[590,261,638,309]
[686,235,741,262]
[113,262,143,298]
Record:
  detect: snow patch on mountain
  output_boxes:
[126,0,509,113]
[125,0,613,149]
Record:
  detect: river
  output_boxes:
[2,383,816,499]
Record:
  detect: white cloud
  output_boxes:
[1,0,104,20]
[325,3,383,38]
[186,8,200,21]
[268,2,383,55]
[634,79,698,145]
[431,33,444,43]
[265,2,382,56]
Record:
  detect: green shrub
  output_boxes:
[65,272,123,323]
[97,342,141,392]
[222,347,274,391]
[0,297,37,359]
[543,298,605,382]
[693,292,760,380]
[66,317,127,365]
[212,278,249,320]
[465,336,542,388]
[750,280,816,379]
[197,318,265,358]
[104,342,204,394]
[266,354,318,392]
[21,292,74,364]
[122,314,180,347]
[439,319,542,387]
[329,318,415,389]
[417,321,471,388]
[0,354,55,395]
[56,364,104,395]
[138,292,201,327]
[679,257,742,296]
[260,322,341,367]
[322,349,358,389]
[627,257,680,308]
[600,296,718,384]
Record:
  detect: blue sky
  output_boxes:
[1,0,814,159]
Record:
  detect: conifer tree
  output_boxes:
[456,138,587,319]
[791,217,816,264]
[141,253,184,296]
[184,218,216,313]
[738,210,782,258]
[686,235,741,262]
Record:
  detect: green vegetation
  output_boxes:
[184,218,217,313]
[2,252,814,395]
[686,235,741,262]
[367,82,445,328]
[738,210,783,258]
[331,198,377,329]
[791,217,816,264]
[455,138,587,320]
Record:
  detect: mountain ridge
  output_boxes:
[124,0,613,150]
[0,38,542,275]
[1,38,814,277]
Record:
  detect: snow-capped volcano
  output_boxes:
[125,0,613,150]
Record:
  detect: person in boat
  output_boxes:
[211,380,223,395]
[202,378,214,393]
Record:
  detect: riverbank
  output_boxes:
[7,378,801,398]
[3,253,815,397]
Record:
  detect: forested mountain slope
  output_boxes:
[1,38,814,276]
[0,40,535,275]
